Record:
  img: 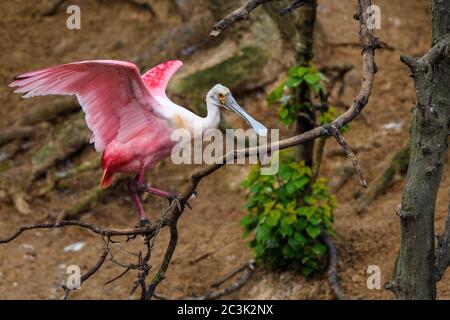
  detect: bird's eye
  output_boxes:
[218,93,226,103]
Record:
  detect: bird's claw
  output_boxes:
[166,192,177,203]
[167,194,182,212]
[139,218,150,227]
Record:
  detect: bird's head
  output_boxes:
[207,84,267,136]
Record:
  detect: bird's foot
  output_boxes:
[139,218,150,227]
[167,193,182,212]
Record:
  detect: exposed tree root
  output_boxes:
[0,100,79,148]
[154,260,255,300]
[37,159,101,196]
[0,114,90,214]
[17,99,79,127]
[0,126,35,148]
[320,231,348,300]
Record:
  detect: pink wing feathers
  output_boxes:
[141,60,183,101]
[9,60,182,152]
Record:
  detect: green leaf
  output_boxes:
[293,232,307,246]
[254,244,264,257]
[285,182,297,194]
[312,243,327,256]
[311,83,322,93]
[280,218,293,237]
[306,225,321,239]
[282,215,296,225]
[302,267,314,277]
[293,176,309,189]
[265,238,279,249]
[288,66,299,77]
[296,218,308,231]
[240,215,255,227]
[267,84,284,104]
[279,108,289,118]
[286,78,303,88]
[308,215,322,226]
[266,210,281,227]
[304,73,321,85]
[297,67,309,78]
[249,184,261,193]
[282,244,296,258]
[256,225,271,242]
[279,164,292,181]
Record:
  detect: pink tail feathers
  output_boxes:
[100,168,115,189]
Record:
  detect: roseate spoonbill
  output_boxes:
[9,60,267,225]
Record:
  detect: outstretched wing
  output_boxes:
[141,60,183,104]
[9,60,166,152]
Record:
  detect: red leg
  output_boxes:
[129,175,149,225]
[134,170,172,200]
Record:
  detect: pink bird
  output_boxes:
[9,60,267,225]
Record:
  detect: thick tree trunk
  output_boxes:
[389,0,450,300]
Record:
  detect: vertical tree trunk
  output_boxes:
[265,0,317,165]
[293,0,317,165]
[389,0,450,300]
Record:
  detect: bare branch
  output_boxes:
[279,0,309,16]
[401,33,450,72]
[210,0,308,36]
[144,223,179,299]
[331,128,367,188]
[0,221,157,244]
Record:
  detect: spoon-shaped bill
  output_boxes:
[225,95,268,137]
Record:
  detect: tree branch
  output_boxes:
[210,0,309,36]
[401,33,450,72]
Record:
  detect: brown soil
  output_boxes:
[0,0,449,300]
